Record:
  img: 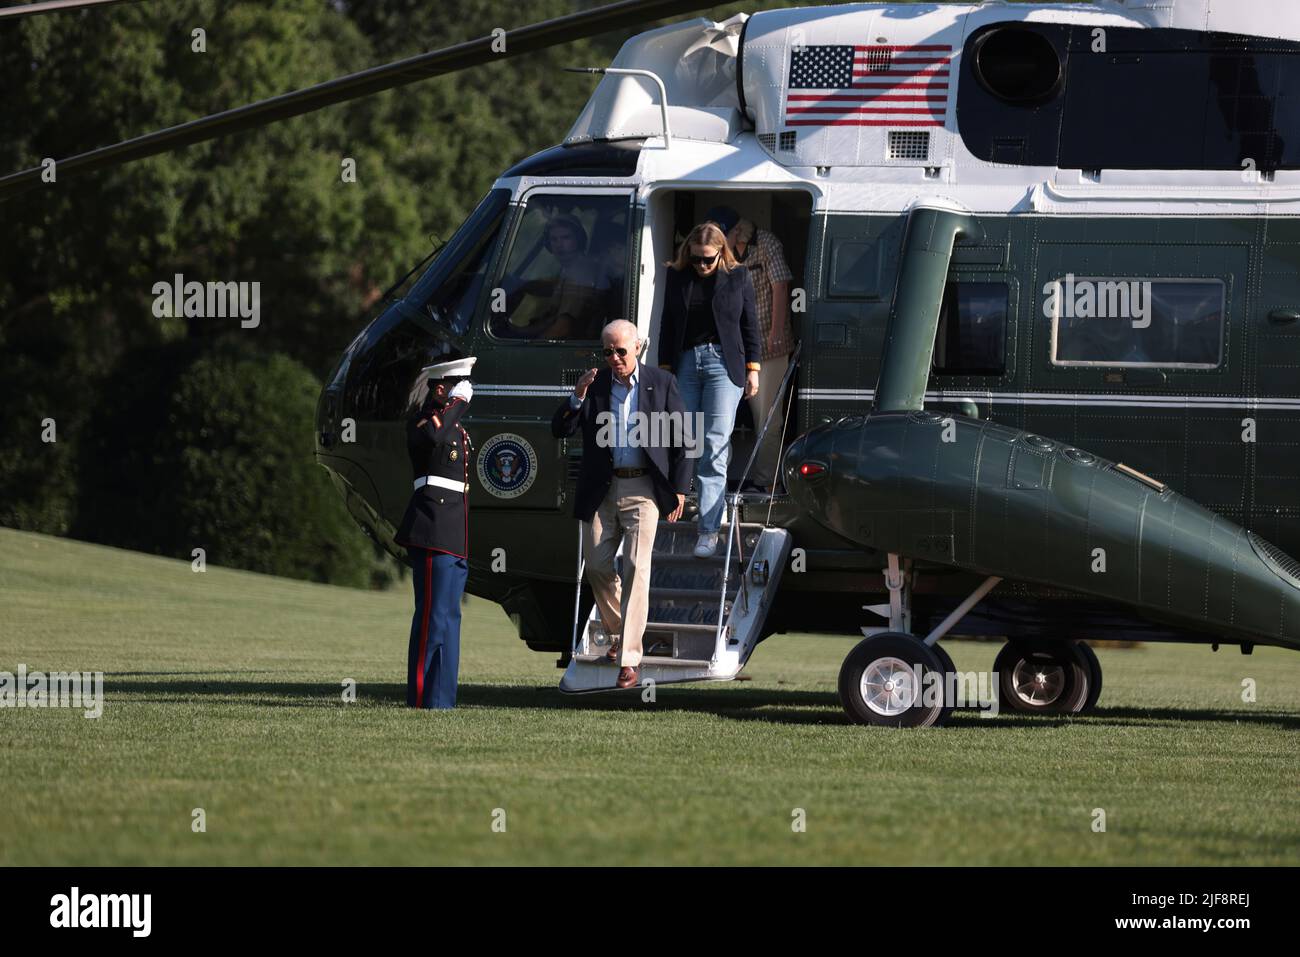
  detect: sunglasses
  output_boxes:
[602,347,630,358]
[689,252,718,266]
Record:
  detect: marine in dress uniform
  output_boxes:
[394,356,476,709]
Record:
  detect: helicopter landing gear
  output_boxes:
[844,556,1003,727]
[838,632,953,728]
[993,640,1095,715]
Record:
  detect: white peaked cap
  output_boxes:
[421,356,477,380]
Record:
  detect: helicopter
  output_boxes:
[7,0,1300,727]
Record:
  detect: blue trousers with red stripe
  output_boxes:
[406,548,469,709]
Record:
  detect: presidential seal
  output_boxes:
[477,432,538,499]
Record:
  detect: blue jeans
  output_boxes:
[675,343,744,534]
[407,549,469,709]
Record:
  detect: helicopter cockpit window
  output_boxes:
[1050,279,1225,368]
[489,193,628,341]
[407,188,510,336]
[934,282,1008,376]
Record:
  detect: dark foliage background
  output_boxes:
[0,0,818,586]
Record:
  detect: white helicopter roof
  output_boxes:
[566,0,1300,166]
[1109,0,1300,37]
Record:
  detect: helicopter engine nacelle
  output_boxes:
[784,411,1300,649]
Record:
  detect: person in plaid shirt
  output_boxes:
[708,207,795,492]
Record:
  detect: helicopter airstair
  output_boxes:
[559,347,800,693]
[558,517,792,692]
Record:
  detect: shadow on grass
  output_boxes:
[101,675,1300,729]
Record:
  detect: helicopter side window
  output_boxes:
[933,282,1008,376]
[408,189,511,336]
[489,193,628,341]
[1051,279,1225,368]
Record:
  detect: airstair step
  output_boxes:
[652,522,763,558]
[647,604,725,627]
[648,586,737,601]
[652,552,743,565]
[649,564,732,590]
[641,623,721,662]
[645,621,724,634]
[571,653,712,667]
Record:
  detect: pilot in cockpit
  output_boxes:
[502,214,612,340]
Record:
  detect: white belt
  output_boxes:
[414,475,468,493]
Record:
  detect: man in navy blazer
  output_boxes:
[552,320,694,688]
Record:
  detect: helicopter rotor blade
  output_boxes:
[0,0,715,201]
[0,0,143,21]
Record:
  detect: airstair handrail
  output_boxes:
[570,521,586,656]
[715,342,802,655]
[733,340,802,498]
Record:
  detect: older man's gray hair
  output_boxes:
[601,319,640,343]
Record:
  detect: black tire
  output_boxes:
[931,643,961,710]
[838,633,953,728]
[993,640,1090,715]
[1075,641,1103,714]
[933,642,956,677]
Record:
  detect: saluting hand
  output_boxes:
[574,367,598,401]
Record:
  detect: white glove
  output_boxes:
[449,380,473,404]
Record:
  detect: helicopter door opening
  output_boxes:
[641,188,814,491]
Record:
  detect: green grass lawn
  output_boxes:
[1,527,1297,866]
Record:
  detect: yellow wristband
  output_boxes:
[746,362,761,372]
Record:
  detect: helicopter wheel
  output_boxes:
[1075,641,1103,714]
[838,633,953,728]
[930,642,962,708]
[993,640,1090,716]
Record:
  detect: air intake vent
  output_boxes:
[759,132,777,152]
[864,47,893,73]
[779,130,797,151]
[1248,532,1300,589]
[887,130,931,161]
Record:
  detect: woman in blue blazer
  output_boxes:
[658,221,762,557]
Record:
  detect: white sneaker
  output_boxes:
[693,532,720,558]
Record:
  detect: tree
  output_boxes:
[73,339,376,587]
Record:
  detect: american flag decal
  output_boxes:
[786,43,953,127]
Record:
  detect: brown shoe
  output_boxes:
[616,666,639,689]
[605,640,621,662]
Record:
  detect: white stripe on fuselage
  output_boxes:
[799,389,1300,410]
[471,385,1300,410]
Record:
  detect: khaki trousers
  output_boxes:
[745,352,791,486]
[582,474,659,668]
